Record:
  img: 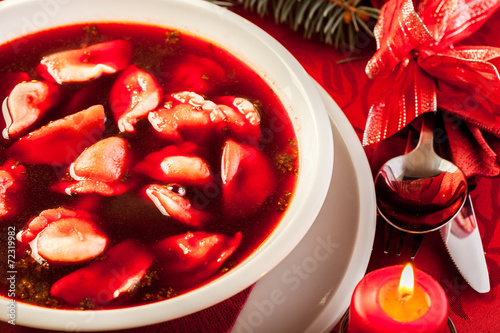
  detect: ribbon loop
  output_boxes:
[366,0,435,79]
[364,0,500,147]
[363,58,437,146]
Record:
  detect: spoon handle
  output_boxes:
[416,112,435,154]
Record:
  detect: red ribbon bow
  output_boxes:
[363,0,500,178]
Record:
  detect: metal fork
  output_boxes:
[383,223,425,260]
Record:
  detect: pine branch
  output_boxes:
[204,0,380,49]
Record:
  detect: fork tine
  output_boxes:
[410,234,424,260]
[383,223,406,256]
[383,223,405,255]
[396,230,406,256]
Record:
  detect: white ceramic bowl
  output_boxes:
[0,0,333,330]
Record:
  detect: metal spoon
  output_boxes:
[374,113,468,234]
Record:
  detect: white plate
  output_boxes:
[0,1,333,330]
[232,82,376,333]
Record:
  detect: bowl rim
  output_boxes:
[0,0,334,330]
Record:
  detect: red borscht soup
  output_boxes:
[0,23,298,310]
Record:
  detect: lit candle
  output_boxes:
[347,264,449,333]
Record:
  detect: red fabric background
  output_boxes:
[2,4,500,333]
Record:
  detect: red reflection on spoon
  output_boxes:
[376,164,467,233]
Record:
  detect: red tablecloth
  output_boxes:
[2,4,500,333]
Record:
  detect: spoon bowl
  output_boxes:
[375,113,468,233]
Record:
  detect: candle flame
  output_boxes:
[398,263,414,300]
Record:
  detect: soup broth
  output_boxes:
[0,22,298,310]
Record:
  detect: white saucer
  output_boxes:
[232,82,376,333]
